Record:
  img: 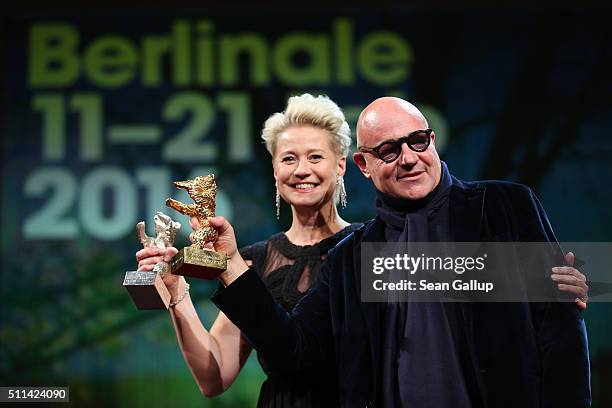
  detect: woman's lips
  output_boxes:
[292,183,319,192]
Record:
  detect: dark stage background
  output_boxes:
[2,3,611,406]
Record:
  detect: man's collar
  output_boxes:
[449,176,486,242]
[363,175,486,243]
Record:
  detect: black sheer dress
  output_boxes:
[239,223,362,408]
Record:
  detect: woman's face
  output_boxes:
[273,125,346,211]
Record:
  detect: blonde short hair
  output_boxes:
[261,94,351,157]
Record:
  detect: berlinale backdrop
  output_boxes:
[2,3,611,407]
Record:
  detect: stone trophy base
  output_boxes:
[171,246,227,279]
[123,271,171,310]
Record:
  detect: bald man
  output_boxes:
[208,98,591,407]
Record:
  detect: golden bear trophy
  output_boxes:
[123,211,180,309]
[165,174,227,279]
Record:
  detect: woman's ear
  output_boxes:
[337,155,347,177]
[272,157,278,181]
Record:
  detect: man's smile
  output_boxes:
[397,170,425,181]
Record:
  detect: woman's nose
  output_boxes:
[294,158,311,177]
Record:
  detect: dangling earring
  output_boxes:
[275,186,281,220]
[337,176,347,209]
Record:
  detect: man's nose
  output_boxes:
[294,159,311,177]
[399,143,418,167]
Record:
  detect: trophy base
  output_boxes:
[171,246,227,279]
[123,271,171,310]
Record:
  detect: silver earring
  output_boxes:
[337,176,347,209]
[275,186,280,220]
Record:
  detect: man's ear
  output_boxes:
[353,152,371,179]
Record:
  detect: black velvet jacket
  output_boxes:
[213,177,591,408]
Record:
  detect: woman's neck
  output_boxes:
[285,202,349,246]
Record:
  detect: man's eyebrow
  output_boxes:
[371,136,398,146]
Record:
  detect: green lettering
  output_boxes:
[358,32,411,86]
[29,23,80,87]
[84,36,137,88]
[220,34,269,86]
[142,35,170,87]
[274,34,330,86]
[333,18,354,85]
[195,21,214,86]
[172,20,191,86]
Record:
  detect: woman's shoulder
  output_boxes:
[239,232,284,259]
[239,223,365,262]
[307,222,364,254]
[239,233,285,276]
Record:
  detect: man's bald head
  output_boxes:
[356,97,428,147]
[353,96,441,201]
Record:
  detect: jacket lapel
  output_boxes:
[449,177,486,242]
[354,218,385,400]
[448,177,489,407]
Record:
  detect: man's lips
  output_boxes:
[397,171,425,180]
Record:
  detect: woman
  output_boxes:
[135,94,589,407]
[137,94,360,407]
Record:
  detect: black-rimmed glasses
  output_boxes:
[358,128,433,163]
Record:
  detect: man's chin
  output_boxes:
[392,187,431,201]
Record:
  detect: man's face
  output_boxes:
[353,103,442,201]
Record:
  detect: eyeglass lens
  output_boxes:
[377,131,430,162]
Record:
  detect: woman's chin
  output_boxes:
[290,199,320,209]
[288,195,332,210]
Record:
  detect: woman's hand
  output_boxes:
[191,216,248,285]
[190,216,239,258]
[135,246,183,294]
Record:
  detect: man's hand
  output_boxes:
[551,251,588,310]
